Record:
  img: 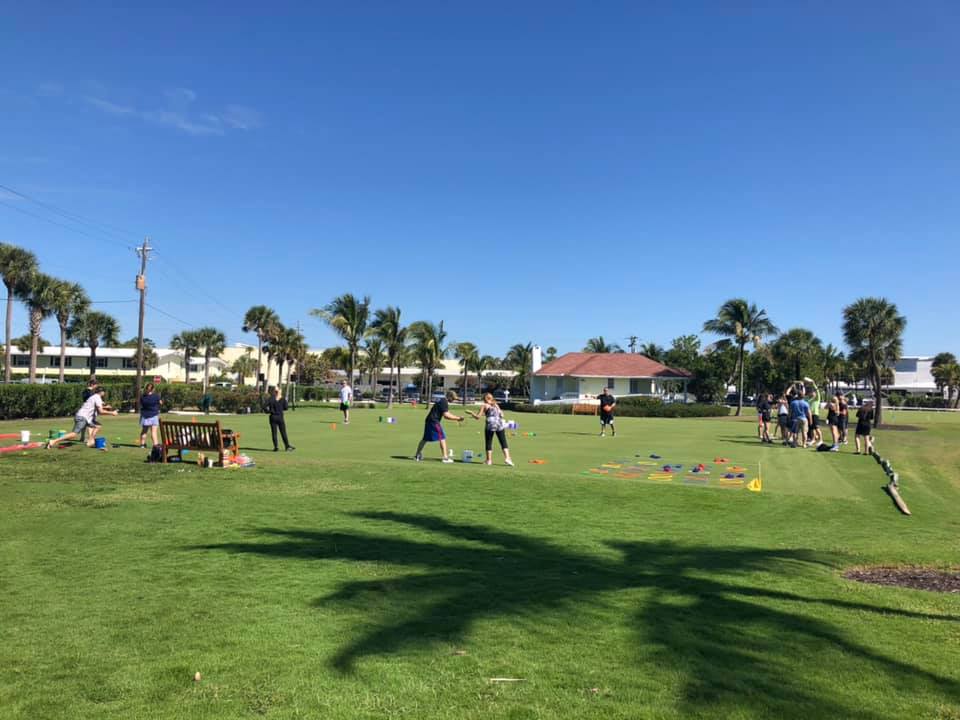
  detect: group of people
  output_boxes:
[756,382,875,454]
[413,389,515,466]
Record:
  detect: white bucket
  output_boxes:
[20,430,30,443]
[462,450,474,463]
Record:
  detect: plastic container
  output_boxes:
[462,450,474,463]
[94,437,107,449]
[20,430,30,443]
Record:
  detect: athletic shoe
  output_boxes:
[414,454,423,462]
[599,432,605,437]
[830,445,840,452]
[484,461,492,466]
[286,446,295,452]
[273,448,279,452]
[441,457,454,464]
[504,459,514,467]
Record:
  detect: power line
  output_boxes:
[145,301,196,330]
[153,253,241,319]
[0,198,134,249]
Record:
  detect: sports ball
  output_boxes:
[602,404,613,413]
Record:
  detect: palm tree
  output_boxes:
[370,306,407,408]
[195,327,227,392]
[583,336,621,353]
[361,336,386,395]
[475,354,498,394]
[170,330,201,384]
[231,350,257,386]
[69,311,120,375]
[408,320,447,400]
[931,353,958,404]
[16,271,59,383]
[703,299,778,416]
[48,280,89,383]
[770,328,824,387]
[505,342,534,398]
[639,342,666,362]
[0,243,38,382]
[932,362,960,408]
[545,346,558,363]
[821,343,846,396]
[273,326,305,387]
[842,297,906,426]
[454,341,479,405]
[242,305,280,391]
[120,336,158,372]
[311,294,370,388]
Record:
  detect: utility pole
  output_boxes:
[134,238,153,412]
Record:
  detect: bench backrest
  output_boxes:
[572,403,598,415]
[160,420,224,450]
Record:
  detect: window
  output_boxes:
[48,356,73,367]
[86,357,108,369]
[606,378,615,390]
[189,364,203,373]
[630,379,642,394]
[13,355,30,367]
[123,358,138,369]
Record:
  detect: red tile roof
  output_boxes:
[534,352,692,379]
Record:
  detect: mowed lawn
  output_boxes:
[2,405,959,719]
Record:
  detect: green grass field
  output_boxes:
[2,405,959,719]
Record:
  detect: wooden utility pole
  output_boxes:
[134,238,153,411]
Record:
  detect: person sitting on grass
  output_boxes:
[597,387,617,437]
[467,392,514,467]
[854,400,876,455]
[48,386,118,449]
[414,389,463,463]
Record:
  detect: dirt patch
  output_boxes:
[844,566,960,593]
[876,424,924,431]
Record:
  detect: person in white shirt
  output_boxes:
[48,387,118,448]
[339,379,353,424]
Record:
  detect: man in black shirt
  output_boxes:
[265,386,295,452]
[756,393,773,443]
[414,390,464,463]
[597,388,616,437]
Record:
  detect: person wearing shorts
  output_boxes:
[854,401,875,455]
[806,383,822,446]
[597,388,617,437]
[838,394,850,444]
[48,387,118,448]
[757,393,773,443]
[788,393,811,449]
[414,390,463,463]
[138,383,163,448]
[339,380,353,424]
[826,394,841,451]
[776,395,790,443]
[468,393,514,466]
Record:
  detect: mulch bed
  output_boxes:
[844,566,960,593]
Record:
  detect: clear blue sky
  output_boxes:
[2,2,957,358]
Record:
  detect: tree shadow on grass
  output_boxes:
[191,513,960,718]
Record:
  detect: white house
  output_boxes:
[531,351,692,401]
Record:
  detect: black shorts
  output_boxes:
[600,413,615,425]
[339,402,350,411]
[856,426,871,436]
[761,412,771,423]
[778,415,789,429]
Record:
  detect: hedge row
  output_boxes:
[0,382,265,420]
[508,398,730,418]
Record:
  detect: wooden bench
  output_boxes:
[572,403,598,416]
[159,419,240,466]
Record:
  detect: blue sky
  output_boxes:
[2,2,958,358]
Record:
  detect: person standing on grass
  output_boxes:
[826,394,842,451]
[806,382,823,447]
[48,386,118,448]
[339,379,353,425]
[138,383,162,449]
[757,393,773,443]
[838,394,850,445]
[414,389,464,463]
[788,391,811,448]
[467,392,515,466]
[597,387,617,437]
[266,386,295,452]
[854,400,876,455]
[775,394,790,442]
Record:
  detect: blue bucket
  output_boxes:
[94,437,107,449]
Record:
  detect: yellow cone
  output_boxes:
[747,477,762,492]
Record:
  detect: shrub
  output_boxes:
[509,399,729,418]
[0,384,84,419]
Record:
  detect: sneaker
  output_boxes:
[414,454,423,462]
[484,460,492,466]
[285,446,295,452]
[504,459,514,467]
[273,448,279,452]
[599,432,605,437]
[441,457,454,464]
[830,445,840,452]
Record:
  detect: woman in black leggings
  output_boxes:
[468,393,514,466]
[266,386,295,452]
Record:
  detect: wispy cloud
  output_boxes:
[75,86,262,137]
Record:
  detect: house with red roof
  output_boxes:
[531,351,692,402]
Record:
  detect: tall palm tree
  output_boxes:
[505,342,534,398]
[821,343,846,396]
[475,354,498,394]
[583,336,621,353]
[170,330,202,384]
[195,327,227,392]
[0,243,38,382]
[408,320,447,400]
[931,353,957,403]
[370,306,407,408]
[544,346,558,363]
[770,328,824,387]
[69,311,120,375]
[48,280,89,383]
[932,362,960,408]
[454,341,479,405]
[272,325,305,387]
[639,342,665,362]
[232,350,256,386]
[16,271,59,383]
[842,297,906,426]
[361,336,386,394]
[242,305,279,391]
[703,299,778,416]
[311,294,370,388]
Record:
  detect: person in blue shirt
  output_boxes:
[788,389,812,448]
[138,383,163,449]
